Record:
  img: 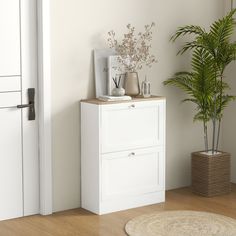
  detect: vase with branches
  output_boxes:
[107,23,157,96]
[164,9,236,154]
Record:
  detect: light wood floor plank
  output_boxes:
[0,185,236,236]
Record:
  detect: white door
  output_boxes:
[0,0,39,220]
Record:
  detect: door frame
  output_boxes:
[37,0,53,215]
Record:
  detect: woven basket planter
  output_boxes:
[191,151,231,197]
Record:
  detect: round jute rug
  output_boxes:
[125,210,236,236]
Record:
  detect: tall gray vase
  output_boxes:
[124,72,140,96]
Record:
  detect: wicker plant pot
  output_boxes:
[191,151,231,197]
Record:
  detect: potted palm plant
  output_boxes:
[164,9,236,197]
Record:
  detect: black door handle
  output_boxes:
[17,88,35,120]
[17,103,33,109]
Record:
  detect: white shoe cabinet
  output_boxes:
[81,97,166,215]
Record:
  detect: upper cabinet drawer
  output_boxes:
[100,100,165,153]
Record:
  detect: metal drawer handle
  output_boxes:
[128,152,135,157]
[129,104,135,109]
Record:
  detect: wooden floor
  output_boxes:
[1,185,236,236]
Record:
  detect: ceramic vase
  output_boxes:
[124,72,140,96]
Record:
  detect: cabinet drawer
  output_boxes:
[100,100,165,153]
[101,147,164,201]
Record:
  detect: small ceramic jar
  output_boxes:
[112,86,125,96]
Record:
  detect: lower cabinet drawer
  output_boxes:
[101,147,164,201]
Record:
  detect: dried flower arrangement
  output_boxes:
[107,23,157,72]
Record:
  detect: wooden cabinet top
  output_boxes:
[81,95,165,105]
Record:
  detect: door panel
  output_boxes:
[0,0,39,220]
[0,0,21,76]
[0,108,23,220]
[0,92,21,108]
[0,76,21,92]
[101,147,164,201]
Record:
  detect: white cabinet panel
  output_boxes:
[0,0,21,76]
[0,108,23,220]
[101,101,164,153]
[101,147,164,201]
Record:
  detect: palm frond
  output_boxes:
[210,9,236,44]
[216,94,236,118]
[164,48,218,123]
[163,72,194,96]
[177,41,202,55]
[171,25,205,42]
[181,98,198,104]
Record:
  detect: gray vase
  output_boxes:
[124,72,140,96]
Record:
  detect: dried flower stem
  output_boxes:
[107,23,157,72]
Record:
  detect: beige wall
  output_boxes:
[223,65,236,184]
[223,1,236,184]
[51,0,225,212]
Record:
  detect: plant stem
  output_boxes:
[118,77,121,87]
[203,121,208,152]
[216,119,221,152]
[216,76,223,152]
[212,120,216,154]
[206,124,208,152]
[212,73,217,154]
